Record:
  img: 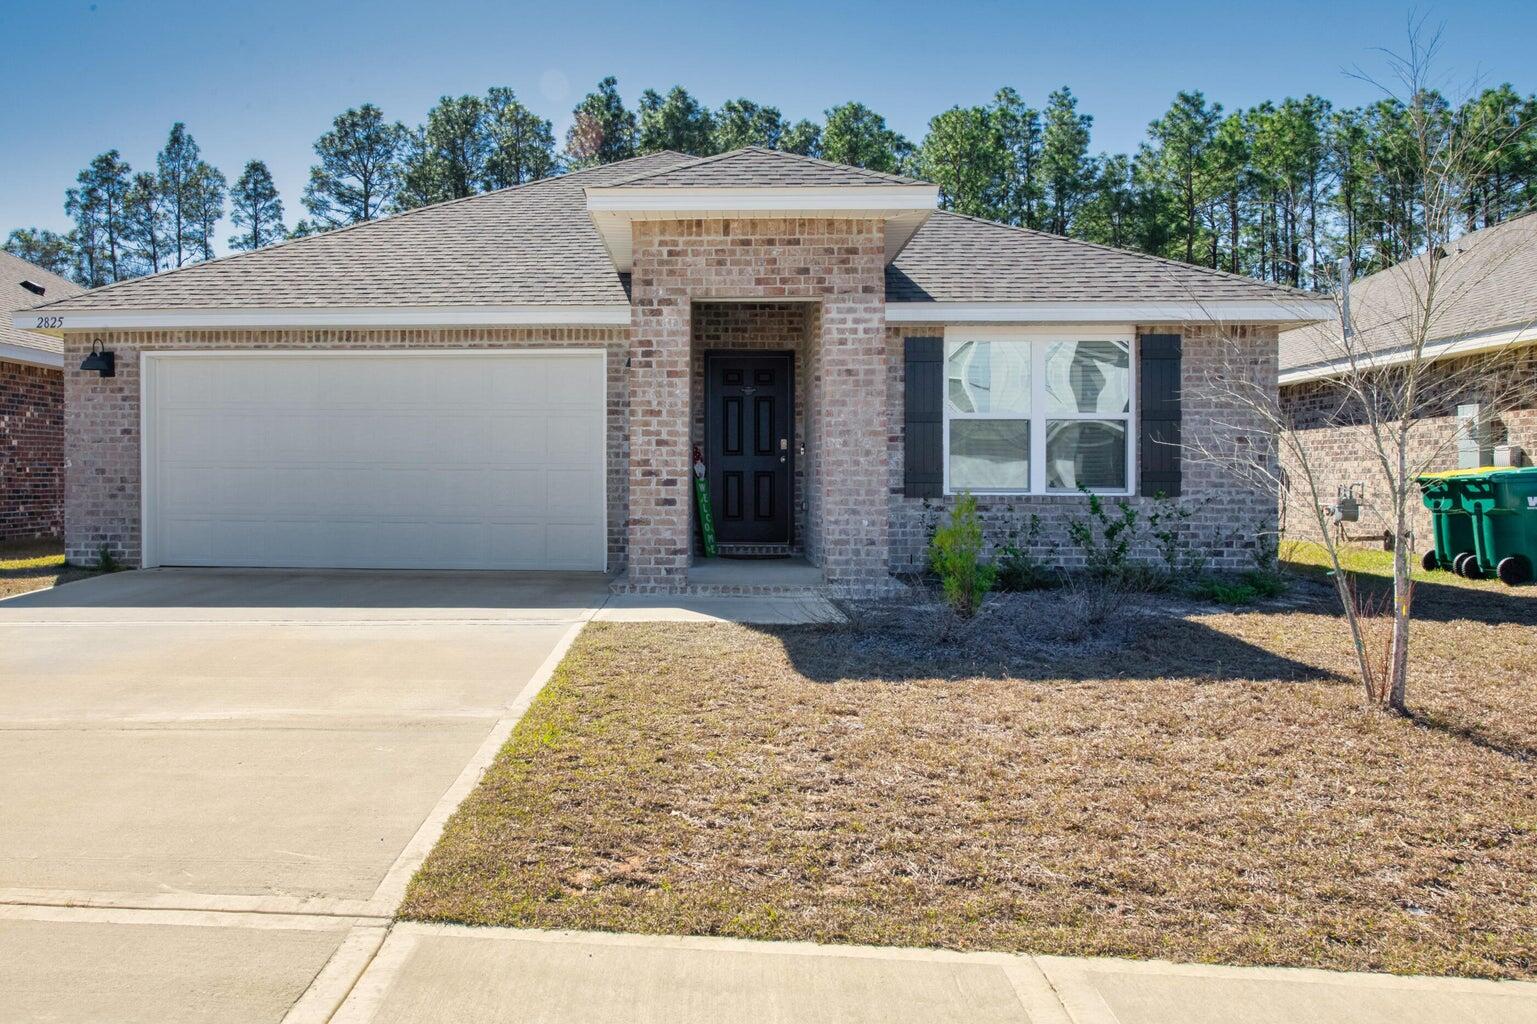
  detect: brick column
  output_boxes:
[813,293,891,589]
[627,265,693,590]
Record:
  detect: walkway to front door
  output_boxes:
[704,351,794,547]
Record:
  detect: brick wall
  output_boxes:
[60,328,629,568]
[886,323,1283,573]
[691,302,811,551]
[1279,345,1537,545]
[0,360,64,541]
[628,218,889,591]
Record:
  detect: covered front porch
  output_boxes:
[620,216,894,595]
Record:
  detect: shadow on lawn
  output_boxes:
[761,612,1346,687]
[1279,566,1537,628]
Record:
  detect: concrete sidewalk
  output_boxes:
[316,924,1537,1024]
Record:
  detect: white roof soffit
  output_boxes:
[1279,322,1537,385]
[584,184,940,271]
[886,300,1337,325]
[0,341,63,368]
[10,305,634,333]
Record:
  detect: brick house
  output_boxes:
[16,148,1326,591]
[2,253,81,542]
[1279,212,1537,544]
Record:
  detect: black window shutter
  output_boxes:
[903,336,944,498]
[1138,333,1182,497]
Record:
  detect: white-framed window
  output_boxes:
[943,326,1137,496]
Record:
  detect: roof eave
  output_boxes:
[1279,321,1537,385]
[886,300,1336,324]
[8,304,634,332]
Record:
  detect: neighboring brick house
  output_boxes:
[15,147,1326,591]
[1279,212,1537,545]
[1,253,81,541]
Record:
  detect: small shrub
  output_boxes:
[1065,489,1139,579]
[95,545,121,573]
[929,493,996,617]
[994,514,1058,592]
[1187,576,1260,605]
[1240,568,1288,599]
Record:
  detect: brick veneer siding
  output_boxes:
[1,360,64,541]
[628,218,889,591]
[1279,345,1537,546]
[691,302,812,551]
[887,323,1283,573]
[59,328,629,568]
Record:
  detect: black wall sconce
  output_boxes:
[80,340,115,377]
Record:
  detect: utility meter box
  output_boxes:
[1457,404,1492,468]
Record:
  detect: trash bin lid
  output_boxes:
[1417,467,1499,480]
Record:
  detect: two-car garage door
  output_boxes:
[143,351,607,571]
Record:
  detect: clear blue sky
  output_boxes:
[6,0,1534,250]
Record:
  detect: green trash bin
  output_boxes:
[1463,466,1537,586]
[1416,469,1484,574]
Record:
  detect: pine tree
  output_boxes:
[185,162,226,263]
[398,95,489,209]
[483,88,556,189]
[916,106,1007,219]
[991,88,1043,228]
[637,86,715,155]
[780,119,822,157]
[66,150,133,284]
[302,104,405,228]
[228,160,286,251]
[123,171,168,274]
[1040,88,1094,235]
[4,228,75,278]
[563,77,636,168]
[820,102,911,173]
[156,123,202,267]
[713,99,787,151]
[1147,91,1222,264]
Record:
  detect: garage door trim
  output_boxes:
[139,348,609,571]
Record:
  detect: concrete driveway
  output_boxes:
[0,568,607,1024]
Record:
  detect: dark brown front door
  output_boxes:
[705,352,793,545]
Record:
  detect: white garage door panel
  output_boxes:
[147,352,606,570]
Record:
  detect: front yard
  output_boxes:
[402,563,1537,980]
[0,541,93,599]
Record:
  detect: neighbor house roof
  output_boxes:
[20,147,1322,327]
[1280,211,1537,380]
[604,145,924,188]
[2,251,82,366]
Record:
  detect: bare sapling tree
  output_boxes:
[1189,22,1537,713]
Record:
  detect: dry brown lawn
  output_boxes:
[403,573,1537,979]
[0,541,94,599]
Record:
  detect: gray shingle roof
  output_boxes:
[2,251,81,358]
[1280,210,1537,372]
[27,152,696,313]
[603,146,925,188]
[888,211,1314,304]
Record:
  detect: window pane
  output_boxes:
[1046,420,1127,491]
[946,341,1031,415]
[950,419,1030,491]
[1045,340,1130,415]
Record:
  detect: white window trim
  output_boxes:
[942,325,1138,498]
